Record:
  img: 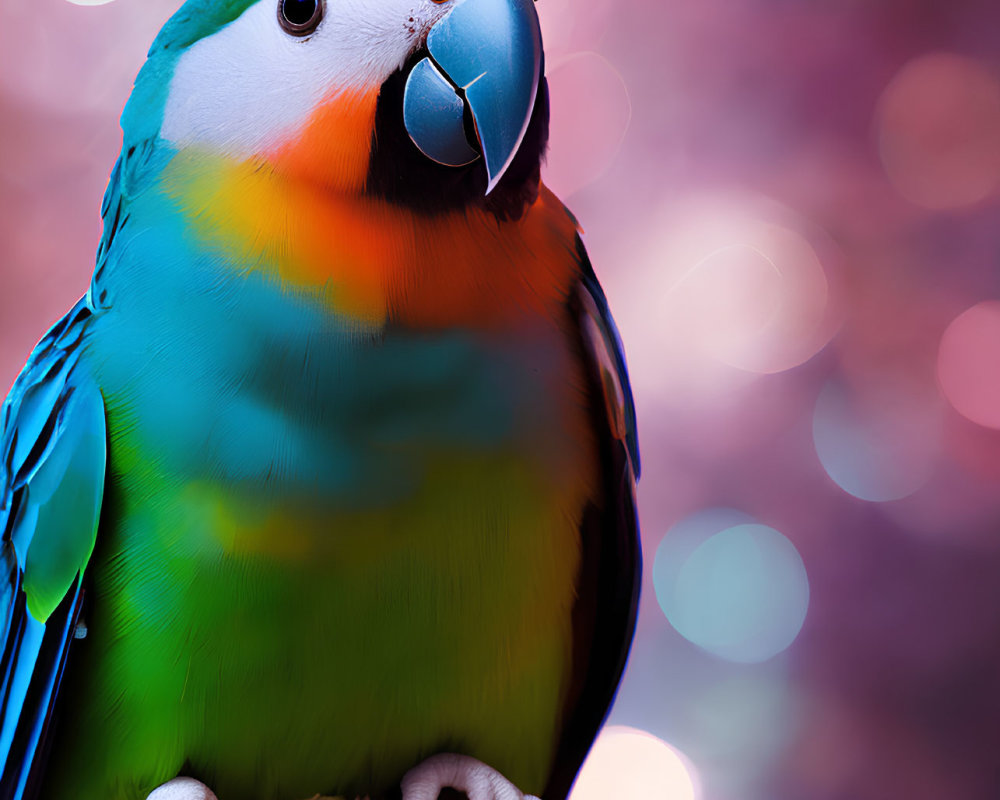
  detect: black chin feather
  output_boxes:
[366,53,550,221]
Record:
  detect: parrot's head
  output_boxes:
[125,0,548,219]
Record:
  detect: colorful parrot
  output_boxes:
[0,0,640,798]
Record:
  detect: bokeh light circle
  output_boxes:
[617,196,840,404]
[536,0,616,59]
[570,726,698,800]
[655,516,809,663]
[813,378,942,502]
[937,301,1000,430]
[877,53,1000,209]
[669,219,829,374]
[545,52,632,198]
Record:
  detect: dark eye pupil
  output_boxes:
[280,0,321,32]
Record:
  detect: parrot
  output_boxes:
[0,0,640,798]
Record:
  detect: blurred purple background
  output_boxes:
[4,1,1000,798]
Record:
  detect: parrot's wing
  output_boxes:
[0,298,106,800]
[544,237,641,800]
[575,238,640,480]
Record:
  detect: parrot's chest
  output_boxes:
[68,305,591,799]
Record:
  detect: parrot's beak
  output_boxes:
[402,0,543,195]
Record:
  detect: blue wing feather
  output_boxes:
[0,300,106,800]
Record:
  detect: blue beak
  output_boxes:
[402,0,544,195]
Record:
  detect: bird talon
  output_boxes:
[145,777,218,800]
[401,753,540,800]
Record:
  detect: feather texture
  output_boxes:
[0,301,106,800]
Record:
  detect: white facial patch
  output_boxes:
[160,0,459,158]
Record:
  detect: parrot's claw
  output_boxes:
[401,754,541,800]
[145,777,218,800]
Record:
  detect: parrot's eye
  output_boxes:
[278,0,324,36]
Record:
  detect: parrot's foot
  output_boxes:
[401,754,541,800]
[145,777,218,800]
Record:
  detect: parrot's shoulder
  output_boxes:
[88,146,166,312]
[0,298,107,800]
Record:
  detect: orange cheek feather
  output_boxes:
[165,88,581,330]
[269,88,380,194]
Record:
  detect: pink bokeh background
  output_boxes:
[4,0,1000,798]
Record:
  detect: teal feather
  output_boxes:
[0,301,106,800]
